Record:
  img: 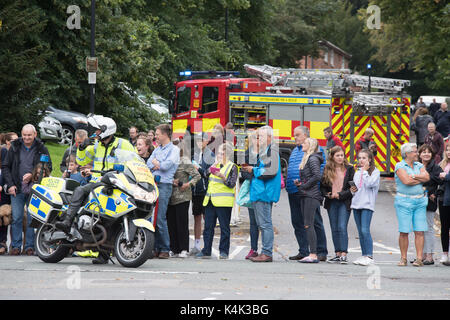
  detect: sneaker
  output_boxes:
[178,250,188,258]
[298,256,319,263]
[439,254,449,263]
[358,256,374,266]
[327,255,340,263]
[340,256,348,264]
[189,247,201,256]
[245,249,258,260]
[353,256,365,265]
[195,251,211,259]
[219,253,228,260]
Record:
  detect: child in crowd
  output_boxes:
[22,163,51,196]
[63,155,89,186]
[351,149,380,266]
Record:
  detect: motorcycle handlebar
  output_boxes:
[91,169,116,176]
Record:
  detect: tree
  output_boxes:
[27,0,172,136]
[363,0,450,93]
[319,1,376,73]
[0,0,50,132]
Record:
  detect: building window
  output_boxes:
[323,48,328,63]
[330,50,334,67]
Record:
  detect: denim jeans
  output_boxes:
[353,209,374,257]
[11,193,35,250]
[253,201,274,257]
[202,203,232,256]
[248,207,259,251]
[288,193,328,257]
[154,183,172,253]
[328,200,350,253]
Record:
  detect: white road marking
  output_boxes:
[229,246,246,259]
[373,242,401,253]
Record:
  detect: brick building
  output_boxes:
[297,40,352,70]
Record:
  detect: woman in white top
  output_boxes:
[351,149,380,266]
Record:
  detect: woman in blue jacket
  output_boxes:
[242,126,281,262]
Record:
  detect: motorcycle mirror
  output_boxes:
[40,154,50,163]
[113,164,124,172]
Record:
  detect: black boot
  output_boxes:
[55,208,77,234]
[92,251,110,265]
[55,184,92,233]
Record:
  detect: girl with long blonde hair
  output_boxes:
[299,138,318,170]
[294,138,323,263]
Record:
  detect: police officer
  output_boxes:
[55,115,136,264]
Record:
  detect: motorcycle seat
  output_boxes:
[65,179,81,192]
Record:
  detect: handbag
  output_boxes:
[237,179,252,208]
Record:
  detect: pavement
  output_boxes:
[1,184,449,300]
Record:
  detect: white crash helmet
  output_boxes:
[87,114,117,140]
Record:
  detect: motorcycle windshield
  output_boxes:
[114,149,155,185]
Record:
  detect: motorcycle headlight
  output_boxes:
[132,185,157,204]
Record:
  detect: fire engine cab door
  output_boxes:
[193,85,223,135]
[173,84,194,138]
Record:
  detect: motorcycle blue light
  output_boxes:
[114,164,125,172]
[40,154,50,163]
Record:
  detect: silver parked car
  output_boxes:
[39,115,63,141]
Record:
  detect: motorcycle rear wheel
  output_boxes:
[114,227,154,268]
[35,224,70,263]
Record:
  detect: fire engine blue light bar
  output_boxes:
[179,70,240,77]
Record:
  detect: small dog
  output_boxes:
[0,204,11,227]
[0,204,30,252]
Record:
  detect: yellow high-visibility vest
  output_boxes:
[76,137,136,178]
[203,161,236,208]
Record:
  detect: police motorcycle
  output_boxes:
[28,150,159,268]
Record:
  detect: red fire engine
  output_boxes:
[169,65,411,175]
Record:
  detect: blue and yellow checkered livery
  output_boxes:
[84,187,135,218]
[28,185,64,223]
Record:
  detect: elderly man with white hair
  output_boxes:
[242,126,282,262]
[394,143,430,267]
[1,124,52,256]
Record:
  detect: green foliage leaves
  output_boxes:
[364,0,450,93]
[0,0,50,132]
[1,0,447,136]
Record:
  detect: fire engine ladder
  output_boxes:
[352,93,406,115]
[244,64,411,93]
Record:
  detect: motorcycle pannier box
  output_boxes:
[28,184,64,223]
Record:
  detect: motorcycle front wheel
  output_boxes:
[35,224,70,263]
[114,226,154,268]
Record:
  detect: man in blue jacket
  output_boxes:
[242,126,281,262]
[286,126,328,261]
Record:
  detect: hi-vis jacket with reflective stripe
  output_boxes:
[76,136,136,178]
[203,161,237,207]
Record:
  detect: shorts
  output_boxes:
[192,195,205,216]
[394,195,428,233]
